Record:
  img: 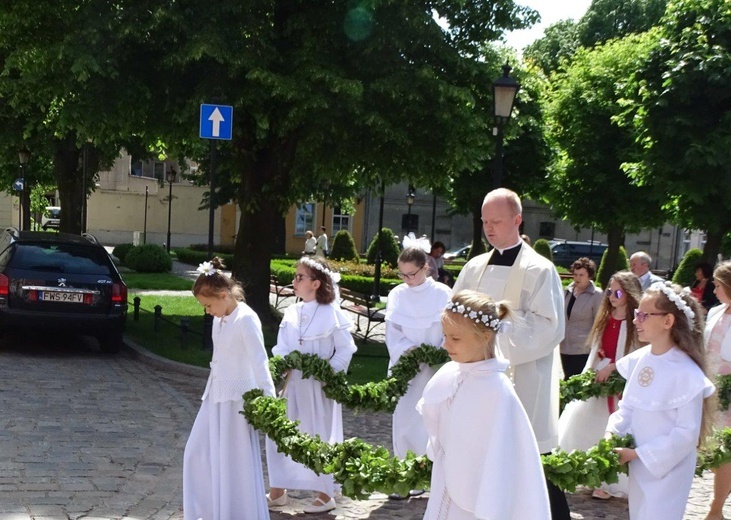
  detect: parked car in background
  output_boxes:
[443,244,471,261]
[41,206,61,231]
[0,229,128,352]
[549,239,608,268]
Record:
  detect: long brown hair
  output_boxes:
[297,257,337,304]
[192,257,245,301]
[587,271,643,354]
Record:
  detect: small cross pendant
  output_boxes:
[299,339,303,345]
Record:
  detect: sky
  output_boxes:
[505,0,593,51]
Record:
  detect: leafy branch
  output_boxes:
[559,369,626,411]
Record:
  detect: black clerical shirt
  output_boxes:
[487,242,523,267]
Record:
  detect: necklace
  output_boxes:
[298,303,320,345]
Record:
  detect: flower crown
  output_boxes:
[445,301,503,333]
[402,232,431,253]
[197,261,218,277]
[299,256,341,284]
[650,281,695,326]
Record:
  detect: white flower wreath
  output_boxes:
[650,281,695,326]
[299,256,342,284]
[445,301,504,333]
[197,261,217,276]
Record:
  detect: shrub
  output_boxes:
[329,230,360,263]
[365,228,401,267]
[533,239,553,262]
[125,244,173,273]
[175,247,234,267]
[188,243,236,254]
[270,259,399,296]
[112,243,134,263]
[672,248,703,287]
[596,246,628,289]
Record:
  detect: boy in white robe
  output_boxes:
[418,290,550,520]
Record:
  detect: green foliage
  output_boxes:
[269,259,399,296]
[596,246,628,289]
[365,228,401,268]
[112,243,135,263]
[717,374,731,412]
[672,248,703,287]
[560,370,626,411]
[174,247,234,268]
[524,19,581,75]
[125,244,173,273]
[578,0,667,47]
[329,230,360,263]
[533,238,553,262]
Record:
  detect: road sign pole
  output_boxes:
[208,139,216,260]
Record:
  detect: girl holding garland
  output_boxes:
[183,257,275,520]
[606,281,715,520]
[418,290,550,519]
[385,238,452,499]
[265,256,356,514]
[559,270,643,499]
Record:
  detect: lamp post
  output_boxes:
[165,167,176,253]
[405,184,415,235]
[491,63,520,189]
[18,149,30,231]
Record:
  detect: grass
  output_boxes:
[125,293,389,383]
[121,272,194,291]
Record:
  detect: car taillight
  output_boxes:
[0,274,8,296]
[83,293,93,305]
[112,282,127,304]
[28,290,38,302]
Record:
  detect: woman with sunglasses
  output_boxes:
[384,236,452,499]
[559,270,643,499]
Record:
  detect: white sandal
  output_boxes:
[303,497,336,514]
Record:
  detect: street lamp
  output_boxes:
[18,149,30,231]
[165,167,176,253]
[491,62,520,188]
[406,184,415,235]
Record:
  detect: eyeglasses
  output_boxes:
[633,309,668,323]
[293,274,315,282]
[605,289,624,299]
[397,267,424,280]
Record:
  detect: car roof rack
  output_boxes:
[81,232,99,245]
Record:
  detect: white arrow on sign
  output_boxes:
[208,108,225,138]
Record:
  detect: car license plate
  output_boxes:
[40,291,84,303]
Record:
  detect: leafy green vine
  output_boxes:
[559,369,626,411]
[717,374,731,411]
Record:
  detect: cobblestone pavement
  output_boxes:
[0,288,726,519]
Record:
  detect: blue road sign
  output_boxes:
[200,104,233,140]
[13,178,24,191]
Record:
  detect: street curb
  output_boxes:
[123,336,210,378]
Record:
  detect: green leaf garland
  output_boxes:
[559,369,626,411]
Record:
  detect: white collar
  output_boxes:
[495,239,524,255]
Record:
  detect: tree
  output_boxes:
[578,0,667,47]
[630,0,731,262]
[523,20,581,75]
[542,33,665,288]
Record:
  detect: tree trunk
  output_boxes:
[53,136,83,235]
[598,224,625,289]
[468,197,486,259]
[702,230,723,264]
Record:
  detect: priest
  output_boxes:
[452,188,569,519]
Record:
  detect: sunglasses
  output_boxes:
[605,289,624,299]
[293,274,315,282]
[633,309,668,323]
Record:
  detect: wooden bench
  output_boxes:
[270,275,296,309]
[339,287,386,341]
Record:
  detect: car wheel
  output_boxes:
[99,332,123,354]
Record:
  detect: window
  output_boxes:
[332,206,351,233]
[153,162,165,182]
[131,160,143,177]
[295,203,315,236]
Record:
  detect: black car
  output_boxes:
[0,228,128,352]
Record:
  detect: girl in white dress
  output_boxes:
[559,270,643,499]
[265,257,356,514]
[607,281,715,520]
[418,290,550,520]
[183,257,275,520]
[385,239,451,499]
[704,261,731,520]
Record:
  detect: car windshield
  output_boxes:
[11,243,112,275]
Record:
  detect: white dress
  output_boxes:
[558,320,636,496]
[606,345,715,519]
[385,277,451,458]
[183,302,275,520]
[265,300,356,496]
[418,358,550,520]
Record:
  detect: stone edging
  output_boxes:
[123,336,210,378]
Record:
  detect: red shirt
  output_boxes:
[600,315,624,362]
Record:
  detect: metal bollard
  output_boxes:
[180,317,189,348]
[133,296,141,322]
[203,312,213,350]
[154,305,162,332]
